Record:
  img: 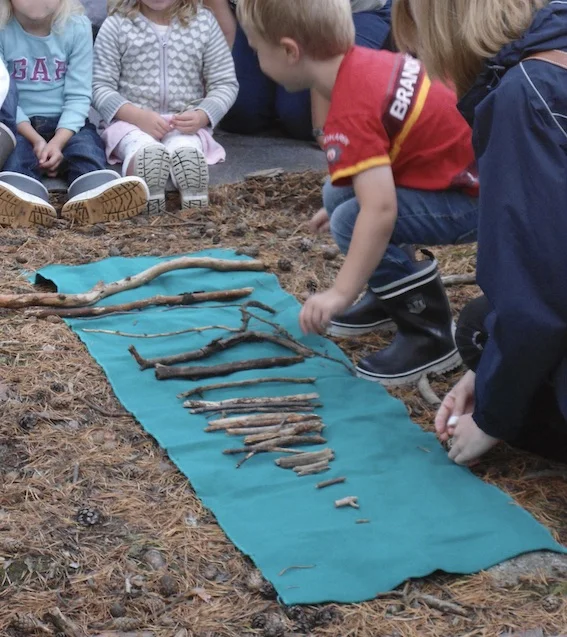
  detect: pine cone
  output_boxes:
[76,506,101,526]
[245,570,264,592]
[259,581,278,600]
[313,605,342,626]
[277,258,293,272]
[111,616,142,631]
[262,614,285,637]
[299,238,313,252]
[251,614,267,629]
[10,613,42,634]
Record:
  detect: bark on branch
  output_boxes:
[224,434,327,455]
[294,460,330,477]
[1,257,264,309]
[275,448,334,468]
[243,420,325,445]
[184,393,320,410]
[177,376,316,399]
[206,412,319,432]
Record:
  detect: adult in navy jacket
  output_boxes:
[394,0,567,464]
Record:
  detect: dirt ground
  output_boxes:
[0,171,566,637]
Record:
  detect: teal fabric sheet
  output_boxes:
[35,249,565,605]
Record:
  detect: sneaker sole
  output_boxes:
[327,319,396,337]
[355,349,462,387]
[171,146,209,209]
[133,144,170,215]
[0,183,56,228]
[61,180,149,224]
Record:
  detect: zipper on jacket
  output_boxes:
[146,18,171,115]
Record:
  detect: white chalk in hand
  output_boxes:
[448,415,459,427]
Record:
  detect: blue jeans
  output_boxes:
[3,116,107,185]
[1,79,18,135]
[221,4,393,140]
[322,177,478,288]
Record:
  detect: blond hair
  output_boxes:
[0,0,83,30]
[237,0,355,60]
[110,0,198,25]
[393,0,548,97]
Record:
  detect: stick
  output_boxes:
[81,398,128,418]
[82,325,240,338]
[197,404,320,416]
[414,593,470,617]
[278,565,316,577]
[295,461,330,477]
[45,607,87,637]
[130,331,313,370]
[316,476,346,489]
[206,412,319,431]
[1,257,264,309]
[224,434,327,455]
[441,273,476,287]
[335,496,359,509]
[155,355,304,380]
[32,289,253,318]
[185,393,320,410]
[417,375,442,407]
[276,448,334,468]
[178,376,317,399]
[244,421,325,445]
[226,424,289,436]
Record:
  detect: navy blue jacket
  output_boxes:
[458,0,567,441]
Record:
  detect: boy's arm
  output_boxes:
[300,166,397,334]
[58,16,92,136]
[203,0,237,48]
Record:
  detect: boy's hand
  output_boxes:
[33,138,47,162]
[171,109,210,135]
[135,110,171,140]
[447,414,499,465]
[435,370,476,442]
[300,287,351,334]
[309,207,330,234]
[39,139,64,176]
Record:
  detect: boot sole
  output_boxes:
[327,319,396,337]
[171,146,209,209]
[0,183,56,228]
[356,349,462,387]
[133,144,171,215]
[61,179,149,224]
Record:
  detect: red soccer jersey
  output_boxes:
[324,47,478,195]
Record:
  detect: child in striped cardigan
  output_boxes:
[93,0,238,214]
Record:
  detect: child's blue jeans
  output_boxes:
[222,4,393,140]
[322,177,478,288]
[3,116,107,186]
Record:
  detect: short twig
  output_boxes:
[295,460,330,477]
[278,564,316,576]
[72,463,80,484]
[356,519,370,524]
[441,273,476,287]
[522,469,567,481]
[335,496,359,509]
[44,607,86,637]
[417,375,442,407]
[177,376,317,399]
[317,476,346,489]
[81,398,128,418]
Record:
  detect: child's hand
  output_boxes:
[39,139,64,176]
[309,207,330,234]
[435,370,476,442]
[33,138,47,161]
[447,414,499,465]
[135,110,171,140]
[171,109,209,135]
[300,287,351,334]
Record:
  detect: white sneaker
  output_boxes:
[0,172,57,228]
[132,144,171,215]
[170,146,209,209]
[61,172,150,224]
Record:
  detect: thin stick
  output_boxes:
[417,375,442,407]
[278,565,316,577]
[82,324,240,338]
[155,355,305,381]
[130,330,313,370]
[206,412,319,431]
[414,593,470,617]
[185,393,320,410]
[32,289,253,318]
[81,398,128,418]
[335,496,359,509]
[276,448,334,468]
[3,257,264,309]
[200,404,320,416]
[441,273,476,287]
[72,463,80,484]
[45,607,86,637]
[178,376,317,399]
[317,476,346,489]
[244,421,324,445]
[236,451,257,469]
[295,461,330,477]
[224,434,327,455]
[226,424,288,436]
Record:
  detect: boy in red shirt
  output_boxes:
[237,0,479,385]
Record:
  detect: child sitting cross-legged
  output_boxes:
[92,0,239,215]
[237,0,479,386]
[0,0,149,228]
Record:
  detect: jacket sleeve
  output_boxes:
[472,65,567,441]
[197,10,238,127]
[58,16,92,132]
[92,15,130,123]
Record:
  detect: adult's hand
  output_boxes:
[435,370,476,442]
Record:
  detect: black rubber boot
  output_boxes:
[356,257,461,386]
[327,289,394,337]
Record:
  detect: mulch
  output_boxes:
[0,171,565,637]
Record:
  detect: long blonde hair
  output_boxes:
[0,0,84,30]
[110,0,199,25]
[393,0,548,96]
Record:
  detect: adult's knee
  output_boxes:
[455,295,492,372]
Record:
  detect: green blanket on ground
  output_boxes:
[35,249,565,605]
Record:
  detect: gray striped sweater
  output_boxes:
[92,7,238,127]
